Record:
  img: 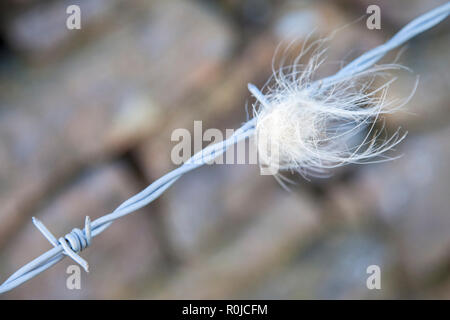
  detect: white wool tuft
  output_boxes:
[251,41,417,179]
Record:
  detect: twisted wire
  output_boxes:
[1,2,449,294]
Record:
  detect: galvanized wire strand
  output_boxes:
[325,2,450,85]
[1,2,449,294]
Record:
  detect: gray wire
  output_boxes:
[1,2,449,294]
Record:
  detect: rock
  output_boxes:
[145,189,321,299]
[242,227,397,299]
[333,125,450,286]
[386,32,450,131]
[4,0,122,61]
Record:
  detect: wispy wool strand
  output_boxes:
[1,2,449,294]
[251,51,414,179]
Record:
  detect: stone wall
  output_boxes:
[0,0,449,299]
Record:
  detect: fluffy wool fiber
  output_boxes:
[251,41,416,179]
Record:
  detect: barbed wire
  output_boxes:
[1,2,449,295]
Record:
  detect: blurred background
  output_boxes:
[0,0,449,299]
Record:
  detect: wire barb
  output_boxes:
[33,216,92,272]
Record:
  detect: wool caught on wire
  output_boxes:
[0,2,449,295]
[250,42,416,179]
